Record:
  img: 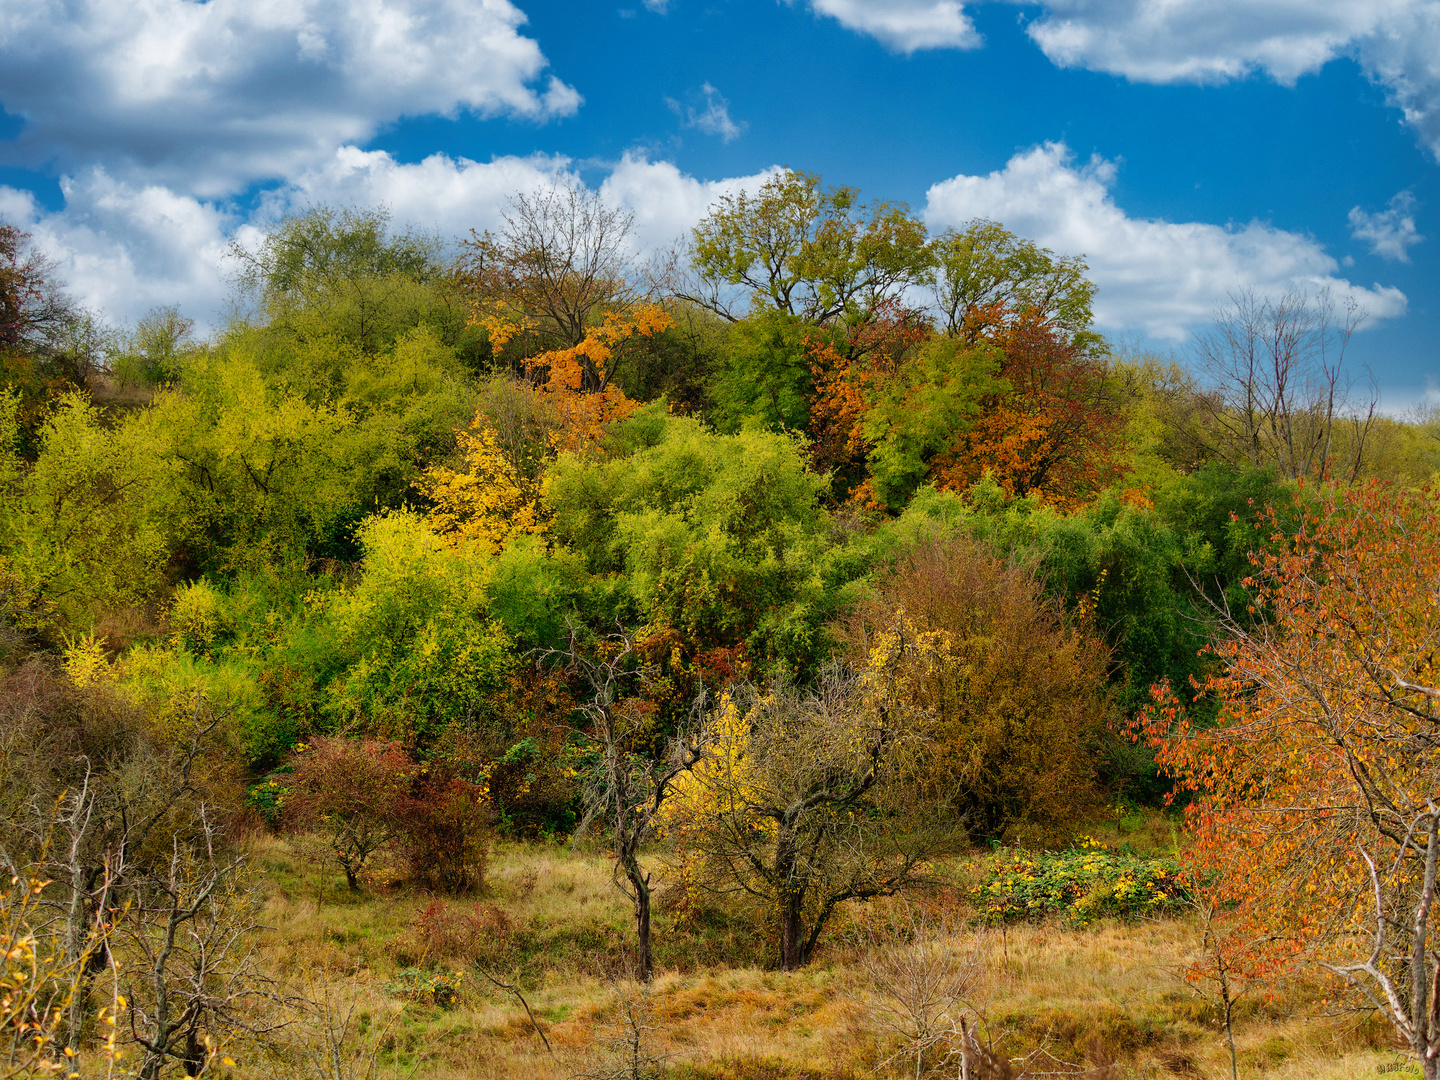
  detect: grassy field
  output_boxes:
[233,820,1415,1080]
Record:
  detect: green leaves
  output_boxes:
[691,169,931,325]
[861,338,1002,509]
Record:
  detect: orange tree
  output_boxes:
[1137,482,1440,1079]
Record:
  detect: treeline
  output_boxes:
[0,170,1438,1068]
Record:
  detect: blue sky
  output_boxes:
[1,0,1436,407]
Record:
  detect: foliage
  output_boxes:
[0,392,174,626]
[284,736,412,889]
[667,650,961,970]
[860,338,999,510]
[547,411,845,674]
[688,168,931,325]
[382,967,465,1009]
[322,511,515,745]
[971,840,1188,926]
[844,534,1111,843]
[929,313,1128,510]
[930,218,1100,352]
[1135,482,1440,1077]
[399,772,490,895]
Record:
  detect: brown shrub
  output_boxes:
[841,534,1111,845]
[400,774,490,894]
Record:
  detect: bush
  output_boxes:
[283,736,411,889]
[971,839,1188,926]
[400,774,489,894]
[844,534,1111,844]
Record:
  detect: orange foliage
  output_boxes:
[527,304,670,456]
[930,310,1126,511]
[807,302,929,488]
[1135,483,1440,989]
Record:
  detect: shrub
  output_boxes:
[400,774,489,894]
[382,967,464,1008]
[410,899,517,968]
[843,534,1111,845]
[283,736,411,889]
[971,838,1188,926]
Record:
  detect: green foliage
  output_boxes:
[233,205,466,358]
[0,391,174,626]
[932,218,1101,351]
[690,168,931,325]
[973,841,1188,926]
[383,967,465,1008]
[323,511,515,744]
[548,413,847,670]
[861,338,1000,509]
[108,305,196,387]
[709,311,827,434]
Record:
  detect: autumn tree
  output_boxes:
[685,169,931,326]
[930,218,1100,352]
[929,312,1128,511]
[1137,482,1440,1080]
[845,534,1110,843]
[670,644,959,971]
[459,182,639,368]
[283,737,412,889]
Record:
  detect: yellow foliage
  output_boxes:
[422,423,547,553]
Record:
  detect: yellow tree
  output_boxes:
[422,305,670,550]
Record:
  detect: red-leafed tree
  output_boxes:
[930,309,1127,510]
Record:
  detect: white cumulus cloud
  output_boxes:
[0,0,580,198]
[1349,192,1423,261]
[1,150,778,331]
[798,0,980,53]
[924,141,1408,340]
[1020,0,1440,159]
[1,171,238,328]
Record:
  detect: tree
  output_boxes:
[927,312,1128,511]
[552,628,704,982]
[0,222,101,450]
[845,534,1110,843]
[686,169,931,326]
[930,219,1099,352]
[860,337,1000,510]
[1137,482,1440,1079]
[1192,287,1376,483]
[459,182,639,365]
[669,644,958,970]
[283,737,412,889]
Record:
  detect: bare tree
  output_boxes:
[858,905,991,1080]
[545,627,705,983]
[460,182,639,382]
[117,810,283,1080]
[1193,287,1376,482]
[1323,806,1440,1080]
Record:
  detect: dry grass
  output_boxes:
[229,835,1415,1080]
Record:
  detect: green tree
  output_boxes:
[931,219,1100,352]
[687,169,931,326]
[861,338,1001,509]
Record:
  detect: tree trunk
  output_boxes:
[775,824,807,971]
[619,844,654,982]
